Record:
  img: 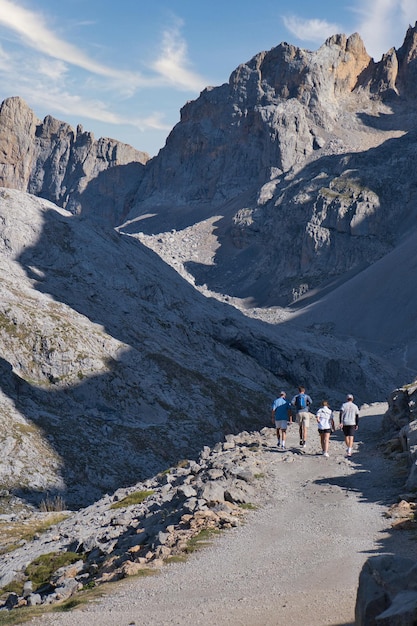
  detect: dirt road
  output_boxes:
[30,404,417,626]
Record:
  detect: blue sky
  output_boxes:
[0,1,415,157]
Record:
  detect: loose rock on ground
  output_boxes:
[25,403,417,626]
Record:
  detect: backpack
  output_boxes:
[295,393,307,410]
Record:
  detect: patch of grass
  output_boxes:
[0,513,68,555]
[0,607,44,625]
[53,598,84,612]
[184,528,221,553]
[239,503,257,510]
[165,554,187,564]
[0,580,24,597]
[132,569,156,578]
[82,580,96,590]
[110,490,155,509]
[254,473,265,479]
[24,551,81,590]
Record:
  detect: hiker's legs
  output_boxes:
[343,426,355,453]
[345,435,354,449]
[298,411,310,443]
[323,432,330,453]
[302,412,309,441]
[276,420,287,446]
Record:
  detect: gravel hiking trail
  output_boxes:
[30,403,417,626]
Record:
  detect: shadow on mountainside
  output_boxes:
[0,205,290,508]
[76,162,146,227]
[0,355,183,508]
[3,201,402,509]
[182,129,417,306]
[119,101,417,309]
[121,129,417,374]
[285,227,417,374]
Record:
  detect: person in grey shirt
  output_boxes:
[339,394,359,457]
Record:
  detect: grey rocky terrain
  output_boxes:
[0,188,396,510]
[0,20,417,624]
[21,404,417,625]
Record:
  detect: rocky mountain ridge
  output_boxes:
[118,23,417,370]
[118,26,413,304]
[0,25,416,508]
[0,97,148,226]
[1,26,417,319]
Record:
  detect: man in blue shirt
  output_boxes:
[291,386,313,449]
[271,391,292,449]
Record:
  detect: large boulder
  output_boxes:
[356,555,417,625]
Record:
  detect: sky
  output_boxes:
[0,1,416,157]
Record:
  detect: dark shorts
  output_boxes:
[318,428,332,434]
[343,425,356,436]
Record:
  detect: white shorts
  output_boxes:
[275,420,288,430]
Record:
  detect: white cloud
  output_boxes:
[282,15,343,46]
[0,0,139,81]
[0,0,209,92]
[131,113,172,133]
[283,3,417,61]
[150,24,209,92]
[0,43,10,68]
[37,58,68,81]
[348,0,416,59]
[22,86,171,133]
[0,0,208,145]
[0,45,163,134]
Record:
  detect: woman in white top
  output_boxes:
[316,400,335,457]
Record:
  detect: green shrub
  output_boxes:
[110,490,155,509]
[39,495,66,512]
[25,552,81,590]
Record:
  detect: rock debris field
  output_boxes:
[29,403,417,626]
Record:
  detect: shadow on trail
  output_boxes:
[314,412,417,562]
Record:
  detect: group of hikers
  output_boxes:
[271,386,359,458]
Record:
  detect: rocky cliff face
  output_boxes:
[0,97,149,226]
[112,24,417,375]
[129,32,372,208]
[119,25,417,312]
[3,26,417,309]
